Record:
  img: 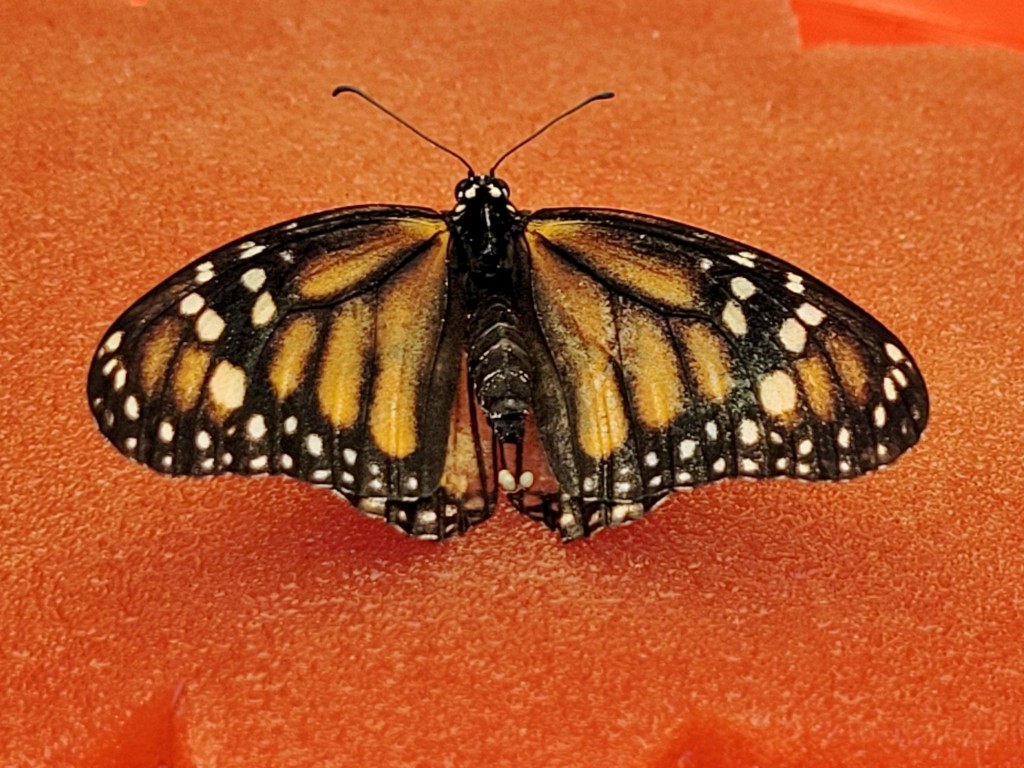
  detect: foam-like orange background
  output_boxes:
[2,1,1023,765]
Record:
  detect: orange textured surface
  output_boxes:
[2,1,1024,765]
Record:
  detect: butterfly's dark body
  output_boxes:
[451,176,533,445]
[89,170,928,541]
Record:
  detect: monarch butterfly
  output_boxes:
[88,87,929,541]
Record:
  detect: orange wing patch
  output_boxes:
[677,321,732,403]
[171,344,212,412]
[293,219,446,302]
[269,313,319,403]
[527,230,628,460]
[139,317,183,397]
[527,220,697,311]
[317,300,372,429]
[618,304,685,430]
[795,355,836,421]
[369,231,450,459]
[824,332,870,405]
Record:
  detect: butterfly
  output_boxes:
[88,87,929,541]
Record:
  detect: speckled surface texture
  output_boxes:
[2,1,1023,765]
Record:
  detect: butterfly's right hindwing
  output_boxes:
[88,205,491,539]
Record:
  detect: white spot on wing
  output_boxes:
[738,418,760,446]
[241,268,267,293]
[179,292,205,316]
[778,317,807,354]
[196,308,226,342]
[251,292,277,327]
[239,244,266,259]
[721,300,747,336]
[208,361,247,414]
[730,276,757,300]
[246,413,267,440]
[884,343,905,363]
[124,395,140,421]
[796,303,825,327]
[102,331,124,354]
[758,370,797,417]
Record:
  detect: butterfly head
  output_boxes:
[454,174,512,210]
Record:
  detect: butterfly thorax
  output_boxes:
[449,175,533,444]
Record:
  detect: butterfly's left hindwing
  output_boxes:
[89,205,492,539]
[518,208,929,538]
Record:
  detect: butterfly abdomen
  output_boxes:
[467,297,533,443]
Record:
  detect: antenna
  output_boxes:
[488,91,614,175]
[332,85,475,174]
[333,86,615,178]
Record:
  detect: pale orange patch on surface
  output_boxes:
[619,305,685,429]
[369,233,449,459]
[825,332,870,404]
[171,344,211,411]
[317,300,372,429]
[528,231,628,459]
[269,313,318,402]
[679,321,732,403]
[527,220,696,310]
[139,317,182,396]
[795,355,836,421]
[294,219,445,302]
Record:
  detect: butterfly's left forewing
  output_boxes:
[518,208,929,538]
[89,206,491,539]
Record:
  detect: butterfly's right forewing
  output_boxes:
[89,206,491,539]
